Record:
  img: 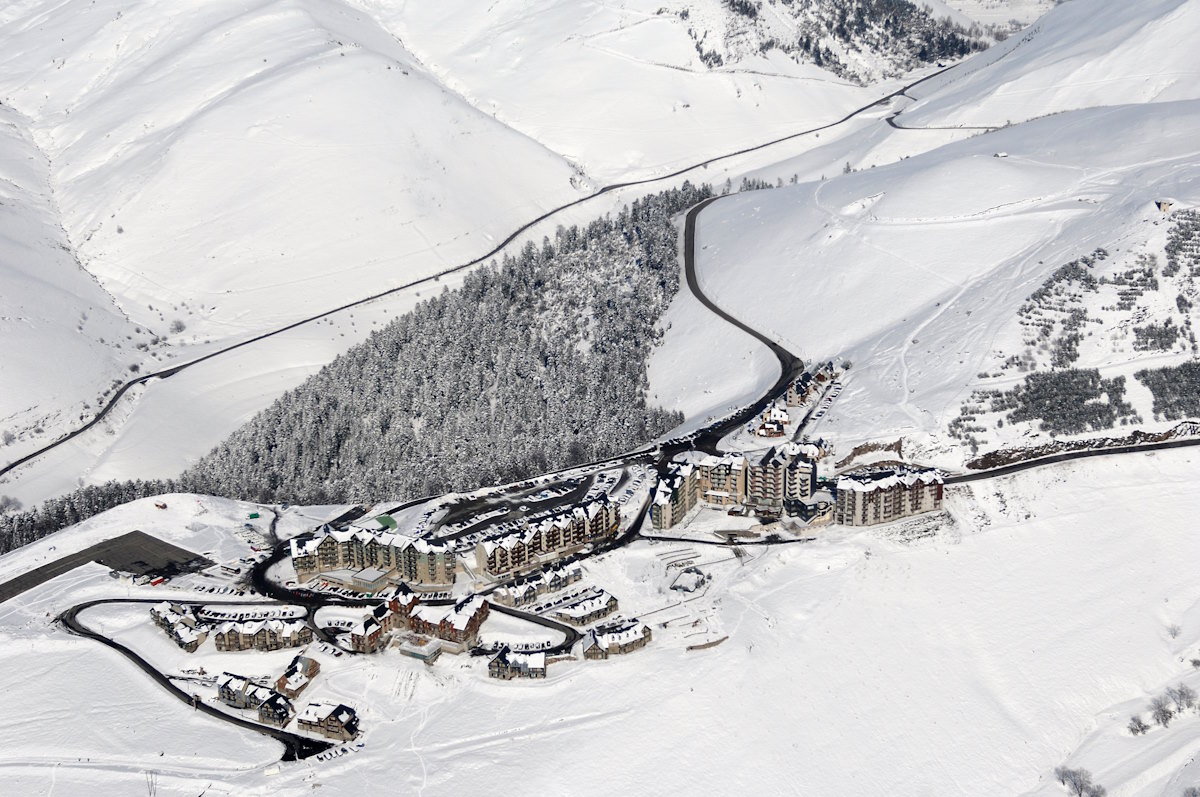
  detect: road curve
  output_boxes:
[0,64,958,482]
[680,197,806,453]
[488,602,581,655]
[58,597,334,761]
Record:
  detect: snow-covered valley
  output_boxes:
[2,0,1200,794]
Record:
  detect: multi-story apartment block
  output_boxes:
[651,463,699,530]
[475,499,620,576]
[747,446,816,508]
[834,467,944,526]
[695,454,747,507]
[409,596,490,652]
[291,524,455,588]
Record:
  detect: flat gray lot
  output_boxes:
[0,530,211,604]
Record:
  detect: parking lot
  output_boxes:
[0,530,212,604]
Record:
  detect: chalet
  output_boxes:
[409,596,490,653]
[216,672,270,710]
[275,655,320,699]
[290,523,455,588]
[213,618,312,652]
[488,648,547,679]
[756,420,786,437]
[149,602,210,653]
[297,701,359,741]
[582,619,652,659]
[349,616,384,653]
[550,590,618,626]
[258,692,294,728]
[1156,200,1174,213]
[834,467,944,526]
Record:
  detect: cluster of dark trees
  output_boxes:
[1,183,713,553]
[1053,767,1106,797]
[1130,682,1196,735]
[1133,318,1181,351]
[187,182,713,503]
[1164,209,1200,277]
[0,480,177,555]
[1136,361,1200,420]
[793,0,988,78]
[989,369,1136,436]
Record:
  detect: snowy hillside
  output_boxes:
[903,0,1200,127]
[0,0,967,506]
[0,0,587,495]
[0,102,139,462]
[658,0,1200,470]
[361,0,993,182]
[688,99,1200,468]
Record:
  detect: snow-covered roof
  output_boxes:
[836,467,943,492]
[215,618,308,636]
[295,523,448,557]
[554,590,615,619]
[412,596,486,631]
[297,701,356,725]
[492,648,546,671]
[587,618,649,648]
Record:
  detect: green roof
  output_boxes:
[375,514,397,529]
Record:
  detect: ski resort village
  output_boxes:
[4,0,1200,794]
[11,379,951,756]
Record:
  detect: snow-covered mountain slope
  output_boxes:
[0,0,587,495]
[360,0,948,183]
[0,102,140,455]
[2,0,997,506]
[903,0,1200,127]
[687,98,1200,467]
[653,0,1200,469]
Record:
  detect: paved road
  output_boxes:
[59,598,332,761]
[680,197,806,454]
[488,602,580,655]
[0,64,959,483]
[944,435,1200,484]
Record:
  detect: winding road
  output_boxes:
[0,64,956,483]
[680,197,806,454]
[58,597,333,760]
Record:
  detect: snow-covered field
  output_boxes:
[2,448,1199,795]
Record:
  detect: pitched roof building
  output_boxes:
[297,701,359,740]
[488,648,547,679]
[582,618,652,659]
